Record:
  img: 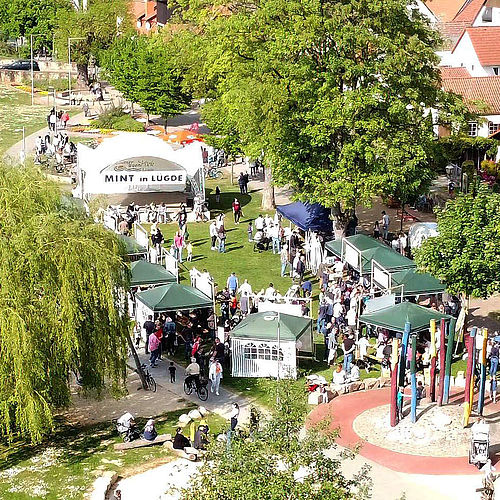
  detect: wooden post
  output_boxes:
[463,327,477,427]
[438,318,446,406]
[410,334,418,423]
[443,318,455,404]
[429,319,437,402]
[390,337,400,427]
[478,328,488,415]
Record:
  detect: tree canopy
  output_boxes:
[166,0,472,222]
[0,0,71,55]
[415,186,500,299]
[54,0,129,82]
[183,382,371,499]
[0,164,130,443]
[102,34,191,121]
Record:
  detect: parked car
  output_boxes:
[1,60,40,71]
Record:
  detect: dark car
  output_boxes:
[1,60,40,71]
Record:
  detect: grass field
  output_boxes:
[0,84,49,154]
[0,408,225,500]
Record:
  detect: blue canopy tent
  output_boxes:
[276,202,333,233]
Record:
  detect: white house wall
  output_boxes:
[451,32,489,76]
[473,2,500,26]
[477,114,500,137]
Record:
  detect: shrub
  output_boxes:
[94,105,144,132]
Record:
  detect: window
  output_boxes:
[482,6,493,22]
[493,67,499,76]
[244,343,257,360]
[258,343,272,360]
[271,346,284,361]
[468,122,478,137]
[489,122,500,135]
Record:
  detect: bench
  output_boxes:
[113,433,171,451]
[163,441,198,461]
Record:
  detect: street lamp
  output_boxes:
[14,127,26,164]
[30,33,43,106]
[68,37,84,106]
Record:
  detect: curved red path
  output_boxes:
[308,388,494,475]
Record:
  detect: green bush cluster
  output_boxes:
[94,107,144,132]
[21,76,77,92]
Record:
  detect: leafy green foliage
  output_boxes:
[93,105,144,131]
[0,164,130,443]
[54,0,129,80]
[167,0,472,222]
[182,381,371,499]
[415,186,500,299]
[102,34,191,120]
[0,0,70,55]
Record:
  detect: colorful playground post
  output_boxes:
[438,318,446,406]
[443,319,455,404]
[463,327,477,427]
[398,322,411,387]
[429,319,437,402]
[410,333,418,423]
[390,337,400,427]
[478,328,489,415]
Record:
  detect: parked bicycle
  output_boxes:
[183,376,209,401]
[204,165,222,179]
[140,363,157,392]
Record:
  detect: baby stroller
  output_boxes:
[469,420,490,469]
[112,412,141,443]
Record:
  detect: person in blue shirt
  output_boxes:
[301,280,312,298]
[226,272,239,295]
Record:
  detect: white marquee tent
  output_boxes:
[73,133,205,201]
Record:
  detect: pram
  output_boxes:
[469,420,490,469]
[112,412,141,443]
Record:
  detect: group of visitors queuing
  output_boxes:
[34,130,76,170]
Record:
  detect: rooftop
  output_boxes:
[455,27,500,66]
[441,75,500,113]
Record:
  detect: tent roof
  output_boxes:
[136,283,213,312]
[360,302,453,333]
[276,202,333,233]
[325,239,342,257]
[344,234,387,252]
[119,234,147,255]
[231,312,312,342]
[130,259,176,287]
[363,247,415,274]
[390,268,445,296]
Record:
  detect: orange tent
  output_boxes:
[165,130,204,144]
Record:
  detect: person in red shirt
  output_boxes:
[232,198,242,224]
[154,321,163,360]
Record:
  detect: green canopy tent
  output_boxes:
[231,312,313,379]
[389,268,445,297]
[130,259,177,288]
[325,234,414,275]
[118,234,148,260]
[360,302,453,334]
[135,283,213,313]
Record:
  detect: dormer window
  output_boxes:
[482,7,493,22]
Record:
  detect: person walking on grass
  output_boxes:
[218,225,226,253]
[247,221,253,242]
[215,185,221,204]
[232,198,242,224]
[186,240,193,262]
[209,220,217,250]
[209,357,223,395]
[174,231,184,263]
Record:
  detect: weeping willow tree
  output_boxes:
[0,164,130,443]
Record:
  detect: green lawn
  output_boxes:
[0,84,49,154]
[0,408,225,500]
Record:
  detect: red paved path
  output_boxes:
[308,387,498,475]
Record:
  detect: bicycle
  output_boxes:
[140,363,157,392]
[204,165,222,179]
[183,376,209,401]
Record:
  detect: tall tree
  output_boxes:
[415,185,500,300]
[54,0,129,83]
[0,164,130,443]
[103,34,191,125]
[0,0,71,56]
[168,0,472,223]
[182,381,371,499]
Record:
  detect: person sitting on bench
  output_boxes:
[173,427,191,450]
[143,419,158,441]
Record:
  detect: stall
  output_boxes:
[119,234,148,261]
[276,202,333,234]
[73,133,206,205]
[231,312,313,379]
[130,259,177,288]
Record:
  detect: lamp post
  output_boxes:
[68,37,84,106]
[30,33,43,106]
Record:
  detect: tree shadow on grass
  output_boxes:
[205,191,252,214]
